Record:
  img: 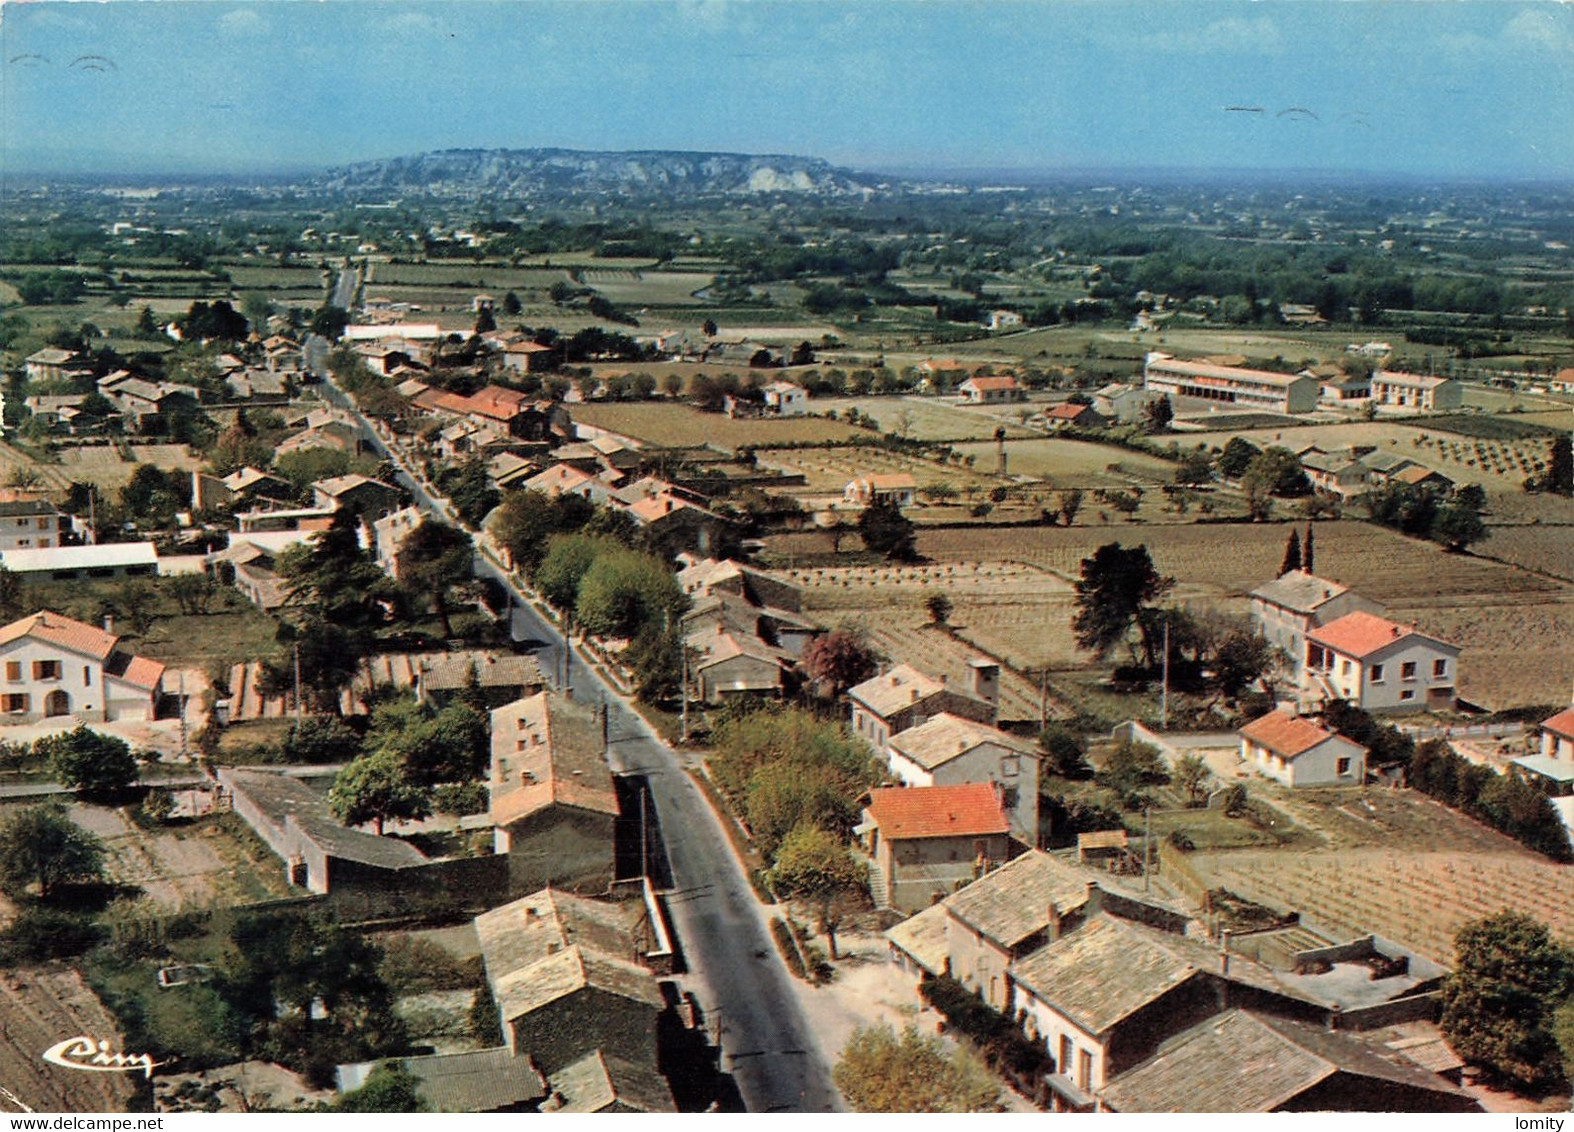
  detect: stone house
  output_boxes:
[859,783,1012,913]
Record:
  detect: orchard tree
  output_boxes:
[1173,754,1213,806]
[0,803,106,899]
[1432,497,1488,553]
[1057,488,1084,527]
[925,593,953,626]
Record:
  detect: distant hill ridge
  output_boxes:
[313,146,890,198]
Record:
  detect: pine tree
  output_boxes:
[1280,529,1302,576]
[1302,524,1315,574]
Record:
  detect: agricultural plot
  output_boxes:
[812,396,1038,441]
[567,401,858,448]
[756,445,997,497]
[1476,524,1574,581]
[954,437,1181,488]
[578,270,713,307]
[52,443,201,491]
[0,967,137,1112]
[220,263,328,290]
[1193,847,1574,966]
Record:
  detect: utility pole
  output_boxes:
[1143,804,1153,893]
[292,642,303,722]
[639,785,649,880]
[1159,619,1170,731]
[601,702,609,755]
[178,670,187,758]
[680,638,690,744]
[1038,666,1048,729]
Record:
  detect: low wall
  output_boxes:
[1332,991,1441,1032]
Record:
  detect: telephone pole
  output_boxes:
[1159,619,1170,730]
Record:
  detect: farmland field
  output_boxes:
[579,270,713,307]
[812,395,1039,441]
[1476,524,1574,580]
[0,967,137,1112]
[568,401,858,448]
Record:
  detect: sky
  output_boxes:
[2,0,1573,181]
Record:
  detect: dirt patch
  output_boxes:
[0,967,138,1113]
[154,1060,332,1113]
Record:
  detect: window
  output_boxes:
[1341,659,1351,676]
[2,694,28,713]
[15,540,28,548]
[1336,757,1351,775]
[32,660,60,681]
[1370,663,1385,683]
[1077,1049,1093,1092]
[1000,756,1019,778]
[1401,661,1417,681]
[1400,689,1415,701]
[83,667,91,687]
[4,662,17,682]
[1059,1035,1073,1077]
[1433,658,1448,678]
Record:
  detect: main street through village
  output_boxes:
[306,275,843,1113]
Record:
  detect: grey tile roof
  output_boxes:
[1248,570,1350,613]
[942,851,1092,949]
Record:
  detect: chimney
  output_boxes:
[1219,929,1232,976]
[103,614,114,635]
[910,687,919,702]
[1046,902,1062,942]
[1391,625,1401,638]
[1084,880,1103,917]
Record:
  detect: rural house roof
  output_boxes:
[1100,1009,1476,1113]
[489,692,618,827]
[1392,465,1453,487]
[340,1048,547,1113]
[1542,707,1574,741]
[1008,915,1204,1037]
[104,652,167,692]
[1238,710,1361,760]
[27,348,78,366]
[0,610,120,660]
[960,375,1020,391]
[865,784,1009,841]
[942,850,1092,950]
[887,713,1034,771]
[1146,354,1312,389]
[847,664,946,718]
[1308,611,1456,660]
[220,769,428,869]
[1374,371,1453,390]
[884,902,950,975]
[542,1050,676,1113]
[1044,402,1100,422]
[1357,450,1415,475]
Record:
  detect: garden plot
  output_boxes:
[0,967,137,1112]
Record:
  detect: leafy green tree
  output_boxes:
[1216,436,1261,479]
[490,489,591,575]
[627,622,684,705]
[0,564,23,623]
[1038,723,1092,779]
[857,497,916,561]
[925,593,953,626]
[574,546,687,641]
[769,823,866,959]
[40,725,138,797]
[745,760,865,858]
[1057,488,1084,527]
[1142,394,1173,434]
[0,802,106,898]
[1243,446,1311,498]
[397,519,474,639]
[1441,912,1574,1090]
[1432,497,1488,553]
[168,571,218,615]
[1071,542,1173,662]
[1173,450,1214,486]
[474,307,497,335]
[334,1062,429,1112]
[309,304,349,340]
[281,715,363,764]
[1173,754,1213,805]
[535,533,608,613]
[1546,436,1573,496]
[328,750,432,835]
[1096,740,1170,798]
[1213,629,1280,701]
[834,1022,1000,1113]
[440,458,500,528]
[502,291,522,316]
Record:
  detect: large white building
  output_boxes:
[0,611,164,722]
[1142,352,1319,414]
[885,713,1040,843]
[1302,610,1459,713]
[1370,372,1463,412]
[1249,570,1384,662]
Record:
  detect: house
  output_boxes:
[1093,383,1162,424]
[1238,709,1368,787]
[311,474,404,520]
[1249,570,1384,661]
[677,558,802,615]
[206,533,311,611]
[235,506,337,534]
[1540,706,1574,763]
[622,489,735,560]
[0,542,158,586]
[370,505,424,578]
[473,889,668,1077]
[337,1047,546,1113]
[23,394,89,432]
[0,498,65,552]
[1299,452,1372,497]
[1099,1009,1477,1113]
[1355,449,1417,483]
[859,784,1012,913]
[191,466,297,513]
[843,474,917,508]
[761,380,808,416]
[539,1050,677,1113]
[225,369,288,400]
[1043,402,1106,431]
[488,692,619,895]
[1302,610,1459,713]
[98,374,198,428]
[1371,372,1463,412]
[404,651,544,710]
[1143,352,1319,414]
[1320,374,1372,402]
[686,624,792,702]
[501,340,553,374]
[487,452,539,491]
[276,420,360,458]
[520,464,619,507]
[885,713,1039,843]
[847,661,999,754]
[0,610,164,722]
[1390,465,1455,491]
[986,310,1024,331]
[958,375,1025,404]
[24,348,82,383]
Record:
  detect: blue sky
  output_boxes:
[3,0,1572,179]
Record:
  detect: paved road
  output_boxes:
[309,294,841,1112]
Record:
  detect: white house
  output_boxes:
[986,310,1023,331]
[761,381,808,416]
[1370,372,1463,412]
[1092,382,1161,424]
[0,611,164,722]
[1541,707,1574,763]
[1302,610,1459,713]
[1238,709,1368,787]
[885,713,1040,842]
[0,542,159,585]
[957,375,1025,404]
[843,474,916,508]
[1249,570,1384,662]
[0,499,65,552]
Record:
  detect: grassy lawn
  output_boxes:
[1143,802,1312,851]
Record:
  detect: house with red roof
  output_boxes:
[1238,709,1368,787]
[0,611,165,722]
[859,784,1012,912]
[958,374,1025,404]
[1540,707,1574,764]
[1043,402,1107,431]
[1301,610,1459,713]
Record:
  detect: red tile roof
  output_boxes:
[962,375,1020,391]
[109,653,166,692]
[0,611,118,660]
[865,784,1008,841]
[1543,707,1574,741]
[1307,610,1452,659]
[1239,710,1338,759]
[1045,403,1097,421]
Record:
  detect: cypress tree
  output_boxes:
[1302,524,1315,573]
[1280,529,1302,577]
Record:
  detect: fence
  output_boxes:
[1399,721,1525,741]
[1155,840,1212,911]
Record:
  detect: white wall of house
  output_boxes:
[1306,637,1458,712]
[1251,591,1379,660]
[1243,733,1366,787]
[1016,988,1105,1092]
[888,742,1039,843]
[0,513,58,552]
[0,639,105,721]
[1543,731,1574,762]
[944,915,1016,1014]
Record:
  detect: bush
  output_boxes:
[0,906,104,961]
[431,781,488,817]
